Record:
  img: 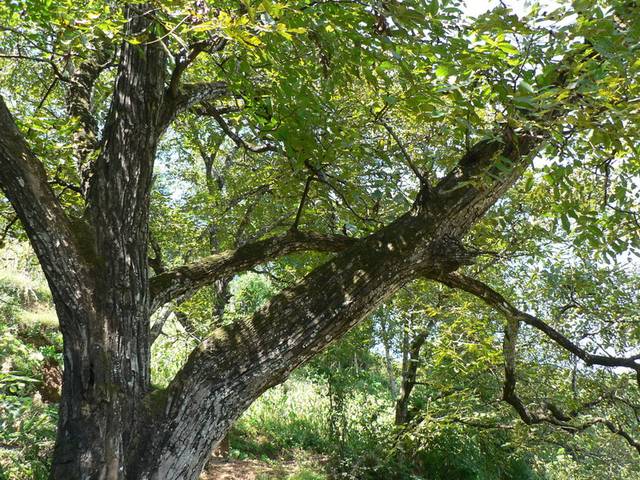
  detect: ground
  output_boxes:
[201,456,327,480]
[201,459,295,480]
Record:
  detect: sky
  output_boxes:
[463,0,557,17]
[464,0,530,16]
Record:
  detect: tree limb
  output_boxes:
[434,273,640,375]
[291,176,314,230]
[378,119,429,187]
[65,41,113,193]
[149,230,356,312]
[499,312,640,455]
[159,81,228,133]
[0,96,92,313]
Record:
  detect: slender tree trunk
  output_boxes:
[395,331,428,425]
[379,314,399,399]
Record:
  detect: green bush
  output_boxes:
[0,395,57,480]
[234,378,331,457]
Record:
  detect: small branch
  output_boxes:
[235,187,270,241]
[168,37,228,97]
[291,176,313,230]
[0,54,68,82]
[0,215,18,247]
[378,120,428,187]
[48,167,83,195]
[207,106,278,153]
[304,160,378,224]
[249,267,292,287]
[500,312,640,455]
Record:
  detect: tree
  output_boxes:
[0,0,639,479]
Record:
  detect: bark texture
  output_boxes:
[50,4,168,478]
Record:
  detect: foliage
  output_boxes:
[0,244,59,480]
[0,396,57,480]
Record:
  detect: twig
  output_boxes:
[291,176,313,230]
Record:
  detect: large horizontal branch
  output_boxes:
[149,230,356,312]
[435,273,640,374]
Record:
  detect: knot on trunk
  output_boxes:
[427,235,479,274]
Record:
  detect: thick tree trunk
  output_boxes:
[49,4,166,478]
[51,303,148,480]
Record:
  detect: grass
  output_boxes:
[17,309,58,329]
[257,467,328,480]
[233,378,331,458]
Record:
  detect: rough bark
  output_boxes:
[49,4,167,478]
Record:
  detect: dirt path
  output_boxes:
[201,458,298,480]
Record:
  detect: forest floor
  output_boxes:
[201,458,298,480]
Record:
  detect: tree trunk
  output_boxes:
[379,314,399,399]
[50,4,166,477]
[395,331,428,425]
